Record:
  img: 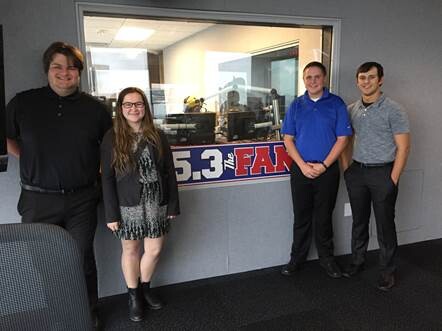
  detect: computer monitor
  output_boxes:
[163,112,216,145]
[0,25,7,172]
[254,109,272,140]
[227,111,256,141]
[247,96,263,112]
[151,88,167,119]
[246,97,271,139]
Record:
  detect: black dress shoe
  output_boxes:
[342,263,364,278]
[281,262,302,276]
[321,260,342,278]
[377,273,395,291]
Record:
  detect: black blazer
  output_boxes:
[100,129,180,223]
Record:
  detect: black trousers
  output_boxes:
[18,187,99,309]
[344,162,398,274]
[289,162,340,264]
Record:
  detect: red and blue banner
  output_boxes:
[171,141,292,188]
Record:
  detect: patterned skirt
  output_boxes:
[114,181,169,240]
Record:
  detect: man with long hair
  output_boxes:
[6,41,112,327]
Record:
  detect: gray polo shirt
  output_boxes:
[348,94,409,163]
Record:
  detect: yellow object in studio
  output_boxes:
[184,96,204,112]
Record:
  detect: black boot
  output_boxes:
[128,285,144,322]
[141,281,164,310]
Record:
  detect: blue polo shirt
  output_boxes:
[282,88,352,162]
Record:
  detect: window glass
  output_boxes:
[83,16,329,145]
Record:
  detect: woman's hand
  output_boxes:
[107,221,119,232]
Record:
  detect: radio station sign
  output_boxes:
[171,141,292,188]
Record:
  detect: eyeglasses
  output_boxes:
[122,102,145,110]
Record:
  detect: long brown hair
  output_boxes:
[112,87,162,174]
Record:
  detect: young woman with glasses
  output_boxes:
[100,87,180,322]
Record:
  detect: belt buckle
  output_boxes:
[354,161,372,168]
[61,188,76,194]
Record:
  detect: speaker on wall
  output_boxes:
[0,25,8,172]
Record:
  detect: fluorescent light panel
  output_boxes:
[115,27,155,41]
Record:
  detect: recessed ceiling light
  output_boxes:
[115,27,155,41]
[96,29,107,36]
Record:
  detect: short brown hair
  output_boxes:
[42,41,84,73]
[303,61,327,76]
[356,62,384,79]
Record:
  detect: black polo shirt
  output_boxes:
[6,85,112,190]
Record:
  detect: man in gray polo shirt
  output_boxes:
[341,62,410,291]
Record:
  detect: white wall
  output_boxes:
[162,24,321,100]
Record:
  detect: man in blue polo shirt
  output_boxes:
[281,61,352,278]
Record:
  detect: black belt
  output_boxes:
[21,182,96,195]
[353,160,394,168]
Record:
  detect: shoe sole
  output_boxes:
[281,271,296,277]
[377,285,394,292]
[143,297,164,310]
[342,271,362,278]
[148,304,163,310]
[322,266,342,279]
[280,264,302,277]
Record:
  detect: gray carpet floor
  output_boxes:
[98,239,442,330]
